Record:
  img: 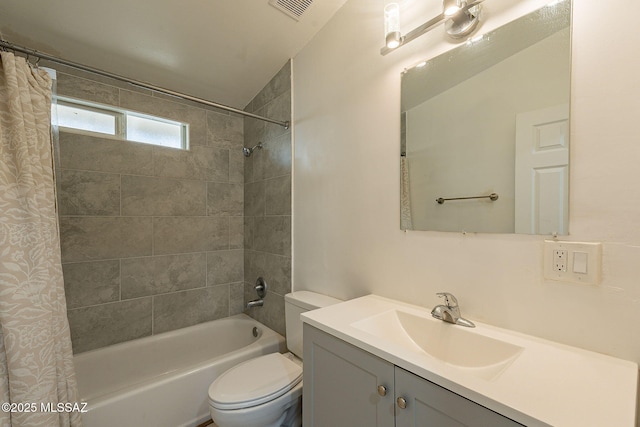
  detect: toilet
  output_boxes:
[208,291,342,427]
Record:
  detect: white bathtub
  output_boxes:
[74,314,286,427]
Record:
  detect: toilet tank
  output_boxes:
[285,291,342,359]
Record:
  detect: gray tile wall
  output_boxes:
[56,69,246,353]
[243,61,292,336]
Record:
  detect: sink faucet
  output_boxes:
[431,292,475,328]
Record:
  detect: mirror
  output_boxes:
[401,1,571,234]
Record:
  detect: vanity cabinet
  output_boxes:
[302,323,395,426]
[303,324,522,427]
[394,366,521,427]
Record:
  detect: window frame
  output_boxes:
[56,99,125,139]
[54,96,189,150]
[125,110,189,149]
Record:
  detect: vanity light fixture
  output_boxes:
[381,0,483,55]
[384,3,402,49]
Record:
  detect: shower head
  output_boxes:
[242,142,263,157]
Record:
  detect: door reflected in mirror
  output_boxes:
[400,0,571,234]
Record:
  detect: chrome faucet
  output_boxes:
[431,292,475,328]
[246,277,267,309]
[246,299,264,309]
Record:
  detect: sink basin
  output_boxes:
[351,309,523,380]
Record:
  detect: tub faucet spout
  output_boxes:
[246,277,267,309]
[246,299,264,309]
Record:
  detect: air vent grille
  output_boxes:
[269,0,313,21]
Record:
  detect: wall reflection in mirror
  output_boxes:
[400,0,571,234]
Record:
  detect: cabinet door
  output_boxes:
[303,324,395,427]
[395,367,523,427]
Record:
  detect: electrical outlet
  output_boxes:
[544,241,602,285]
[553,249,567,272]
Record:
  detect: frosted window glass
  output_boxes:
[57,103,116,135]
[126,115,183,148]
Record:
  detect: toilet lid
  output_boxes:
[208,353,302,410]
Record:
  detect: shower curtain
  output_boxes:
[0,52,81,427]
[400,156,413,230]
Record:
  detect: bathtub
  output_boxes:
[74,314,286,427]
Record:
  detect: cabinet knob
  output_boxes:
[377,385,387,396]
[397,397,407,409]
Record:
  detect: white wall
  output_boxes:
[293,0,640,373]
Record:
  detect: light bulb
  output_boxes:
[384,3,401,49]
[443,0,462,16]
[444,6,460,16]
[387,38,400,49]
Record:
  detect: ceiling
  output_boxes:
[0,0,347,109]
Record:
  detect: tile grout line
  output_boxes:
[60,214,246,219]
[68,295,153,311]
[61,250,238,265]
[151,294,155,336]
[118,258,122,303]
[58,155,242,185]
[119,173,122,217]
[205,248,209,288]
[68,281,243,312]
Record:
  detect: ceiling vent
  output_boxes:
[268,0,313,21]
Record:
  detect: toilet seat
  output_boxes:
[209,353,302,411]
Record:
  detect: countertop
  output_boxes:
[301,294,638,427]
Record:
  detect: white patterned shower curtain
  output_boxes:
[0,52,81,427]
[400,156,413,230]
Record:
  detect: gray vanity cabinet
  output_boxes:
[394,366,522,427]
[303,324,523,427]
[303,323,395,426]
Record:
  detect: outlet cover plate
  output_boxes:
[544,241,602,285]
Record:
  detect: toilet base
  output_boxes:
[210,383,302,427]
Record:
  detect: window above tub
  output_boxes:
[54,97,189,149]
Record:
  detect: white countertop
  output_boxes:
[301,294,638,427]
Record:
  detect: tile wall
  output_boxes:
[243,61,292,336]
[55,68,247,353]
